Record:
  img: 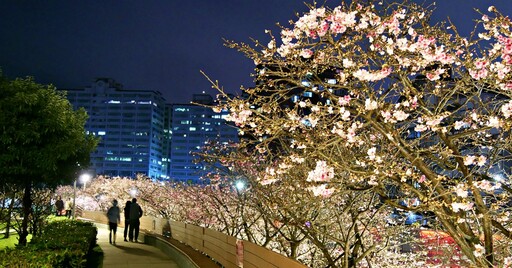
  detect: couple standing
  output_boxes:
[107,198,143,244]
[124,198,143,242]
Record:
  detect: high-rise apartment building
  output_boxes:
[160,103,173,180]
[62,79,238,183]
[63,78,167,179]
[169,93,238,184]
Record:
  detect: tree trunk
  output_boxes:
[18,183,32,246]
[3,192,15,239]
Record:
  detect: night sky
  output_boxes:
[1,1,511,104]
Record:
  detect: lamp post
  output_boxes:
[81,173,91,190]
[73,173,91,219]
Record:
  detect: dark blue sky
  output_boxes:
[1,1,511,103]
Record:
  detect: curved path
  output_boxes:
[95,223,179,268]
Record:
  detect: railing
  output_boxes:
[82,211,306,268]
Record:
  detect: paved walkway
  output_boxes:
[95,223,179,268]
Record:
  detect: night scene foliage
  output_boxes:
[26,0,512,267]
[202,0,512,267]
[0,73,98,245]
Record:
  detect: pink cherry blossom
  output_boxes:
[501,101,512,118]
[414,124,427,132]
[365,98,378,110]
[367,147,377,160]
[308,184,335,197]
[338,95,351,106]
[464,155,476,166]
[451,202,474,212]
[300,49,314,58]
[393,110,409,121]
[455,184,469,198]
[353,66,393,82]
[225,108,253,126]
[307,160,335,182]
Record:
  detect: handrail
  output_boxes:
[82,211,307,268]
[82,213,201,268]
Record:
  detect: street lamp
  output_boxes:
[235,181,245,192]
[73,173,91,219]
[80,173,91,190]
[129,187,138,197]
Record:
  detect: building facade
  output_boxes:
[169,93,238,184]
[63,78,167,179]
[63,79,237,183]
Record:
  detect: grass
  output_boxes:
[0,215,68,250]
[0,232,32,249]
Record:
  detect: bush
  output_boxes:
[0,220,97,267]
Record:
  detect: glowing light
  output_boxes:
[79,173,92,184]
[235,181,245,191]
[130,188,138,197]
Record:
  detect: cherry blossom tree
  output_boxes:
[199,143,441,267]
[205,1,512,267]
[70,171,460,266]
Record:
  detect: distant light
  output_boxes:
[80,173,92,184]
[301,81,311,87]
[130,188,138,197]
[491,173,505,182]
[235,181,245,191]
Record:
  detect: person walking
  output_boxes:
[123,200,131,242]
[128,198,143,242]
[107,199,121,245]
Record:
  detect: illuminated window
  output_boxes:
[327,78,337,84]
[301,81,311,87]
[303,92,313,98]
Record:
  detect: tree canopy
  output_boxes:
[0,74,97,186]
[204,1,512,267]
[0,72,97,245]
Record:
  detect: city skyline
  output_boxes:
[1,1,512,103]
[63,78,238,182]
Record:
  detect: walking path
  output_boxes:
[95,223,179,268]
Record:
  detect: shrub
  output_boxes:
[0,220,97,267]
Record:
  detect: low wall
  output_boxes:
[83,211,306,268]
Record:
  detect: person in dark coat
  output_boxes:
[55,196,64,216]
[123,200,131,242]
[107,199,121,245]
[128,198,143,242]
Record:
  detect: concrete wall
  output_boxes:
[83,211,306,268]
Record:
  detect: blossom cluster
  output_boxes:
[210,1,512,266]
[307,160,335,182]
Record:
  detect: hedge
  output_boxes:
[0,220,97,267]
